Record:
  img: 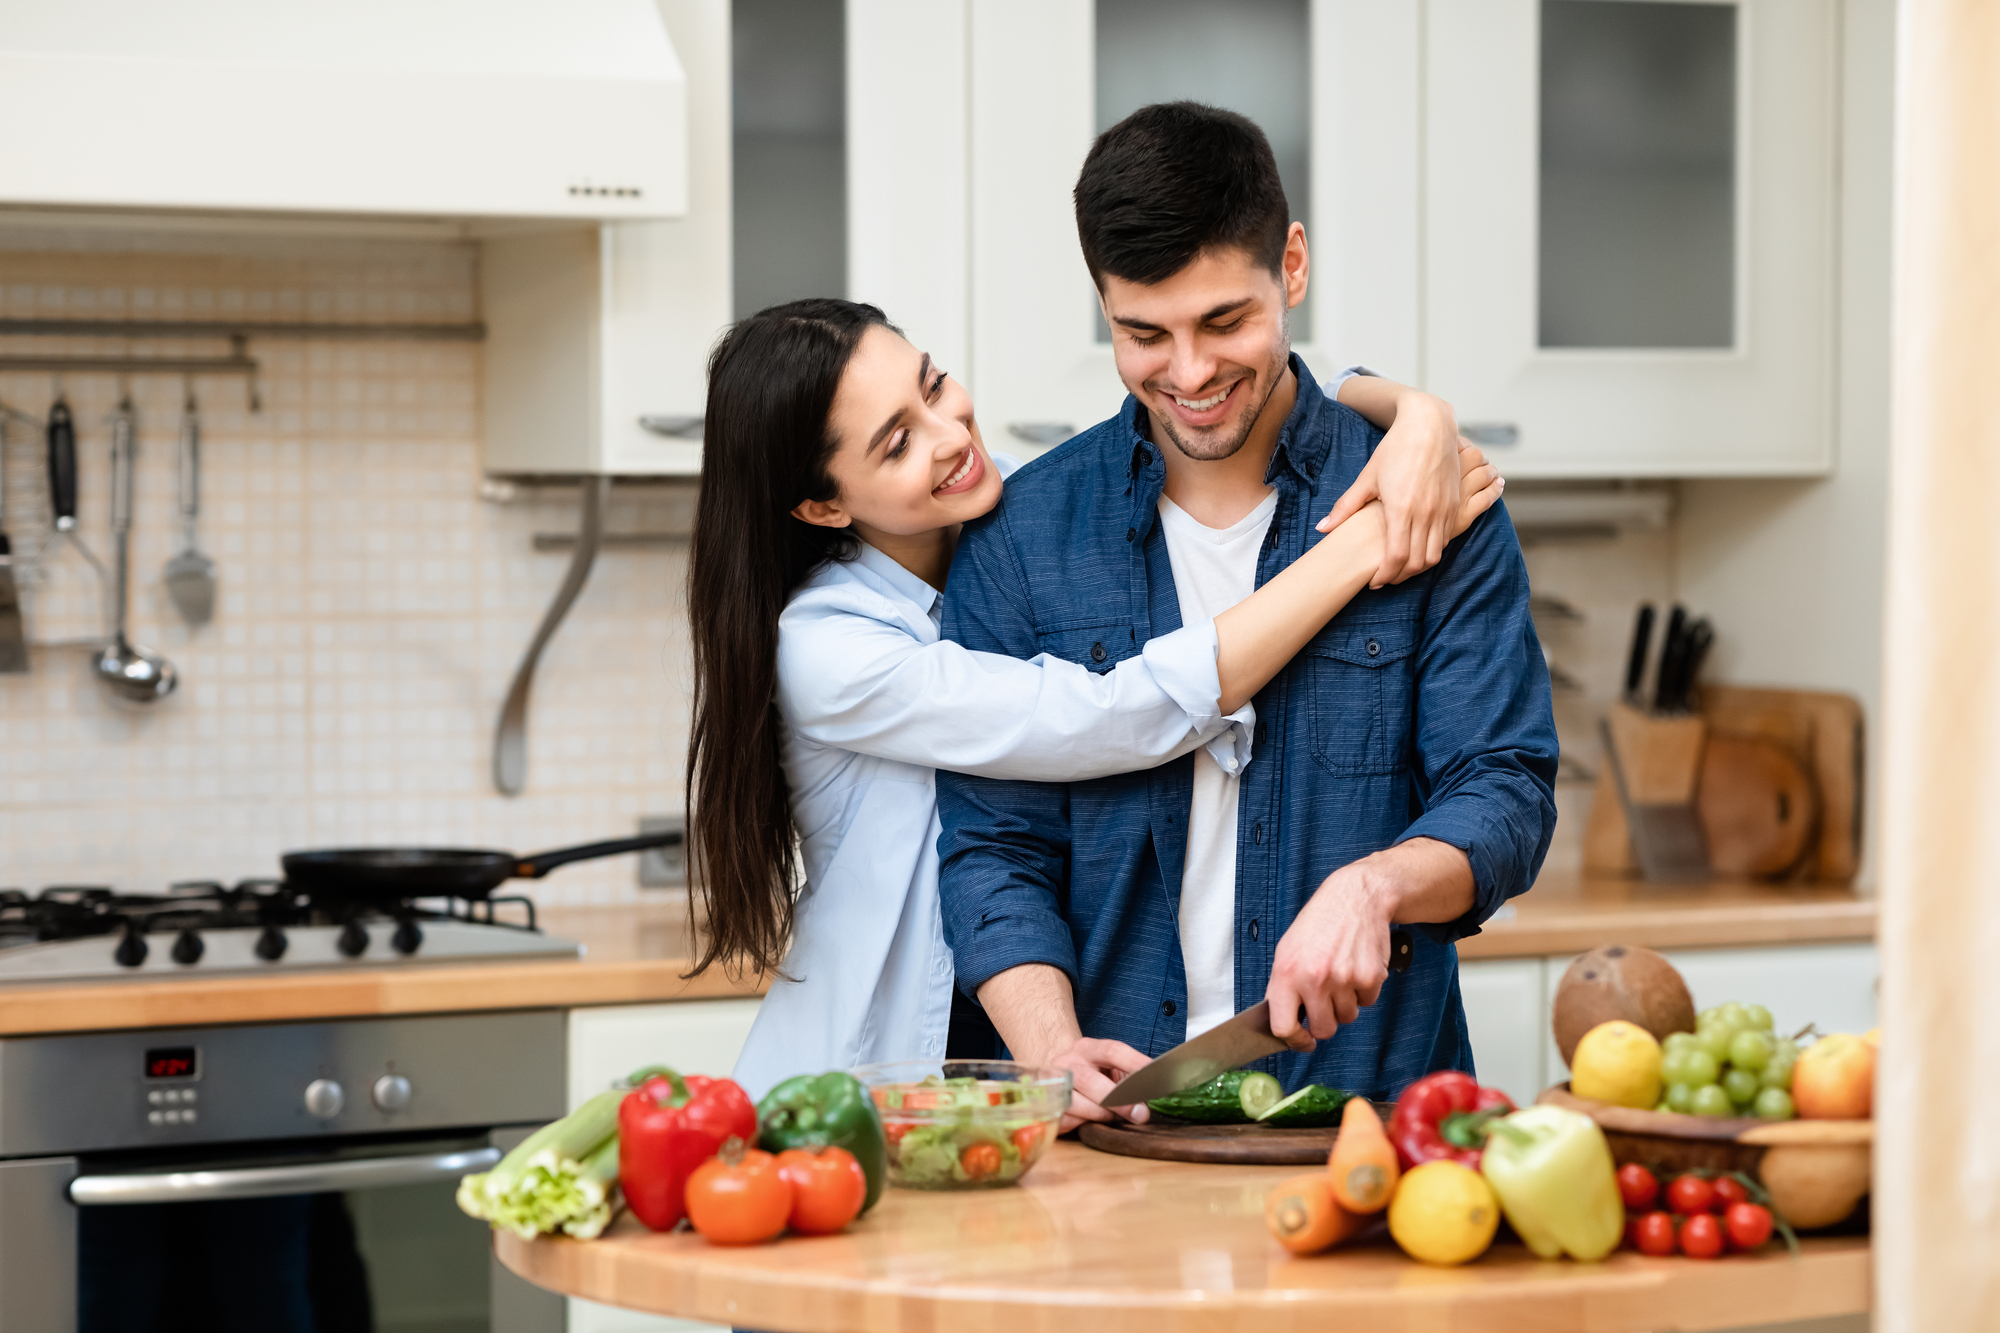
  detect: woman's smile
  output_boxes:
[934,446,985,496]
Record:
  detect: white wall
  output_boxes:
[1674,0,1894,885]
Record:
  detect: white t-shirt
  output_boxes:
[1156,488,1279,1038]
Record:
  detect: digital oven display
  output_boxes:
[144,1047,198,1080]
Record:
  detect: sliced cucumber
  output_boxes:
[1237,1071,1284,1120]
[1255,1084,1353,1128]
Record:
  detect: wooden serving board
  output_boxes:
[1077,1116,1343,1165]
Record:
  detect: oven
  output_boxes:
[0,1010,567,1333]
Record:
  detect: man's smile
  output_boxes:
[1161,377,1247,429]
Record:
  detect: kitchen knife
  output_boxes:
[46,399,77,533]
[1622,604,1655,706]
[0,412,25,673]
[1674,620,1714,712]
[1652,605,1688,713]
[1100,929,1416,1108]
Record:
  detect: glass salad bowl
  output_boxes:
[853,1059,1072,1190]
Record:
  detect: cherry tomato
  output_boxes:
[1622,1214,1643,1251]
[960,1141,1003,1180]
[1634,1211,1678,1257]
[1712,1175,1752,1209]
[883,1122,912,1147]
[1011,1123,1047,1164]
[775,1147,867,1236]
[686,1147,792,1245]
[1616,1163,1660,1210]
[1724,1202,1774,1251]
[1680,1212,1725,1259]
[1666,1173,1717,1216]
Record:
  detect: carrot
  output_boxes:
[1326,1097,1400,1214]
[1265,1173,1366,1255]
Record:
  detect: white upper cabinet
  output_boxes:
[963,0,1424,458]
[1425,0,1839,476]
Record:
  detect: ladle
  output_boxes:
[93,397,177,703]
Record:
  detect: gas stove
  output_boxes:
[0,880,582,984]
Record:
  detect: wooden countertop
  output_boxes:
[0,902,764,1038]
[1460,869,1875,960]
[495,1141,1871,1333]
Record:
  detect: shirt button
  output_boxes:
[1162,1000,1177,1017]
[1252,822,1264,845]
[1249,919,1260,941]
[1366,638,1381,657]
[1126,527,1136,542]
[1090,641,1107,663]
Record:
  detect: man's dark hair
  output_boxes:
[1074,101,1291,289]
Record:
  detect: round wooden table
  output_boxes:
[495,1142,1871,1333]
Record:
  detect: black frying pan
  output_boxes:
[281,833,681,904]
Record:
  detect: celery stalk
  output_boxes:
[458,1089,624,1239]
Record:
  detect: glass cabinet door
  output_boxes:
[1426,0,1837,476]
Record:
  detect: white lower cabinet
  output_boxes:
[1456,958,1548,1109]
[563,999,764,1333]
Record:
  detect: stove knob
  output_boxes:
[170,929,204,966]
[372,1073,413,1112]
[255,925,288,961]
[337,921,370,958]
[303,1078,345,1120]
[391,919,423,956]
[114,929,148,968]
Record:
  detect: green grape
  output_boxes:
[1729,1029,1775,1072]
[1693,1027,1734,1062]
[1745,1003,1774,1031]
[1663,1031,1700,1056]
[1691,1084,1736,1117]
[1753,1087,1795,1121]
[1723,1068,1762,1105]
[1716,1002,1750,1027]
[1654,1100,1671,1113]
[1666,1081,1696,1113]
[1660,1050,1692,1085]
[1697,1005,1719,1026]
[1761,1058,1795,1091]
[1682,1049,1721,1086]
[1771,1037,1800,1066]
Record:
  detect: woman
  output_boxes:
[686,299,1501,1097]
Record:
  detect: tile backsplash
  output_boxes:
[0,232,691,904]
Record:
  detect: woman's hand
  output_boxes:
[1451,442,1504,539]
[1318,386,1463,587]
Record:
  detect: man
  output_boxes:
[936,102,1558,1128]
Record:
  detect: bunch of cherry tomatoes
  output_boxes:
[686,1143,869,1246]
[1615,1164,1780,1259]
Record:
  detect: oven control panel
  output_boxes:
[0,1010,565,1156]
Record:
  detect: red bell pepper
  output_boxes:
[1388,1071,1516,1169]
[617,1065,759,1231]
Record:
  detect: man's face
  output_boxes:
[1098,225,1309,463]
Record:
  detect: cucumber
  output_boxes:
[1255,1084,1353,1128]
[1148,1070,1260,1124]
[1237,1072,1284,1120]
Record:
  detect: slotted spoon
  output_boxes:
[162,392,215,625]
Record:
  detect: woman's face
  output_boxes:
[800,325,1002,542]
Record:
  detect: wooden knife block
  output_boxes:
[1584,688,1863,884]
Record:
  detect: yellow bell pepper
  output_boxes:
[1477,1106,1624,1261]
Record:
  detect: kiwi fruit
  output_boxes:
[1552,945,1696,1066]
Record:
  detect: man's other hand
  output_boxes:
[1047,1037,1155,1134]
[1266,838,1477,1042]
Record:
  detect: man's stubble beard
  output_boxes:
[1151,312,1292,465]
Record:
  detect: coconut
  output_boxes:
[1552,945,1696,1067]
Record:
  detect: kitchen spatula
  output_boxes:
[162,394,216,625]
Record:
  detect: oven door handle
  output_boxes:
[68,1145,501,1206]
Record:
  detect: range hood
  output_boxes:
[0,0,686,222]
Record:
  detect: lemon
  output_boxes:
[1387,1161,1500,1266]
[1571,1019,1663,1109]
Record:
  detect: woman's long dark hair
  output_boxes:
[686,298,894,976]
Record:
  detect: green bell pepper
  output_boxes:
[1477,1105,1624,1261]
[756,1071,889,1212]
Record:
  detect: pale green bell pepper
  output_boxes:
[1477,1105,1624,1261]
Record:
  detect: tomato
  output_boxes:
[1622,1214,1643,1251]
[1724,1202,1774,1251]
[1011,1123,1047,1164]
[686,1147,792,1245]
[775,1147,867,1236]
[1634,1211,1678,1257]
[1680,1213,1725,1259]
[1712,1175,1752,1209]
[883,1122,912,1147]
[1616,1164,1660,1210]
[1666,1173,1717,1216]
[960,1141,1003,1180]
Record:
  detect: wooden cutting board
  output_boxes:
[1078,1117,1346,1165]
[1699,733,1820,878]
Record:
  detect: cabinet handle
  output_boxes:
[639,415,703,438]
[1007,422,1076,446]
[70,1146,500,1206]
[1461,422,1520,446]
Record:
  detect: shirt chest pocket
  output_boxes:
[1034,620,1136,675]
[1306,621,1417,775]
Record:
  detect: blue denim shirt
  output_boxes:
[935,358,1559,1101]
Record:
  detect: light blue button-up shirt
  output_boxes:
[731,461,1257,1098]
